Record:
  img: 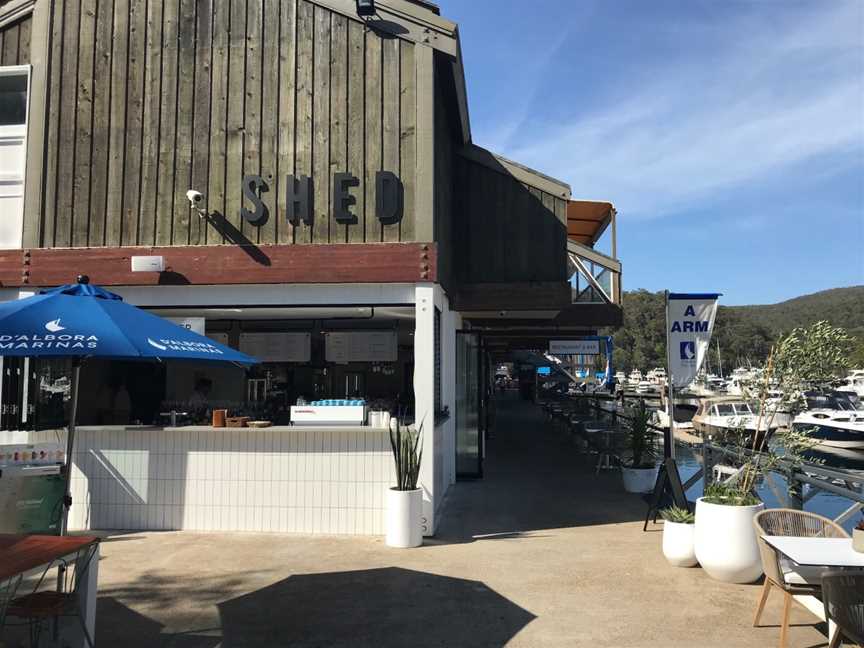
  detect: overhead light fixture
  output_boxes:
[356,0,375,17]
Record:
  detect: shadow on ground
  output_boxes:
[218,567,535,648]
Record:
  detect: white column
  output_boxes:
[414,284,436,535]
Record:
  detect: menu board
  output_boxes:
[239,332,312,362]
[325,331,398,363]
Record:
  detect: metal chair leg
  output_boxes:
[76,606,96,648]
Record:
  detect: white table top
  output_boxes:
[762,535,864,568]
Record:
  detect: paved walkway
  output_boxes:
[16,395,833,647]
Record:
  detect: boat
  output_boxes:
[649,367,667,385]
[636,380,654,394]
[614,371,626,385]
[628,370,643,386]
[793,405,864,452]
[691,396,779,444]
[688,374,727,397]
[837,370,864,399]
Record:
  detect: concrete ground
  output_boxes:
[11,394,834,647]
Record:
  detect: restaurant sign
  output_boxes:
[240,172,403,227]
[549,340,601,355]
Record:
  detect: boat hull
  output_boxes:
[794,421,864,450]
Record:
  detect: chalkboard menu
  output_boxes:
[239,332,312,362]
[325,331,398,363]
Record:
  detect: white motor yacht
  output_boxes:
[837,370,864,399]
[628,369,643,386]
[793,402,864,452]
[691,396,778,444]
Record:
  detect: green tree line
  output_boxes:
[604,287,864,374]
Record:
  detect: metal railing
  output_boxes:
[701,441,864,526]
[544,394,864,526]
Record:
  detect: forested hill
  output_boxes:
[604,286,864,373]
[728,286,864,337]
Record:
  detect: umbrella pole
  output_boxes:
[60,359,82,536]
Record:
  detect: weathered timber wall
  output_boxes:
[0,14,31,65]
[33,0,420,248]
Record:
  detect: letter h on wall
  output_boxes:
[286,175,313,226]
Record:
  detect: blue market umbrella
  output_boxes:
[0,276,258,533]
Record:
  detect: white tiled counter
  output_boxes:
[17,425,395,535]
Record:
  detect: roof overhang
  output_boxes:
[567,200,614,246]
[459,145,572,199]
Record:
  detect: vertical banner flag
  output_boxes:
[666,293,721,388]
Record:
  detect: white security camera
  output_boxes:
[186,189,204,204]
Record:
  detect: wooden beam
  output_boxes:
[21,0,48,247]
[413,43,434,241]
[0,242,436,287]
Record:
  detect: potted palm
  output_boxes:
[660,506,697,567]
[620,399,658,493]
[695,322,851,583]
[385,418,423,548]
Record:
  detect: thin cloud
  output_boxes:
[483,1,864,220]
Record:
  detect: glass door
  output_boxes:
[456,332,482,478]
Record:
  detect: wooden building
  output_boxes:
[0,0,622,535]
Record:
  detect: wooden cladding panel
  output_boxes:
[36,0,420,249]
[453,155,568,285]
[0,14,31,65]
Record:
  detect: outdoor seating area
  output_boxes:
[1,394,847,648]
[542,399,631,474]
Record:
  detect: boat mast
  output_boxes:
[717,339,723,379]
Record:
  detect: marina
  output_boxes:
[0,0,860,647]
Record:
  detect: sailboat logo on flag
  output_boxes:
[680,341,696,361]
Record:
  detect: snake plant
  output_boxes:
[389,418,422,491]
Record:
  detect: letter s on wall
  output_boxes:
[240,175,269,225]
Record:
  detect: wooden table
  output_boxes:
[0,534,100,647]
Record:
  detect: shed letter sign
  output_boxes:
[239,172,403,227]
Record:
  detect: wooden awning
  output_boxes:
[567,201,614,245]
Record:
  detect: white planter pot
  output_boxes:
[854,528,864,553]
[662,521,698,567]
[694,497,765,583]
[621,465,658,493]
[385,488,423,548]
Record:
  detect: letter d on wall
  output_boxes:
[375,171,403,225]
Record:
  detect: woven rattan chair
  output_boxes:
[822,571,864,648]
[753,509,850,648]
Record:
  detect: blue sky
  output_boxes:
[438,0,864,306]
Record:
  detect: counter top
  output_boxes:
[64,425,390,433]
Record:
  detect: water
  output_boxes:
[674,443,863,534]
